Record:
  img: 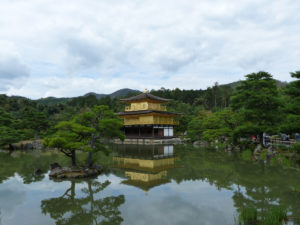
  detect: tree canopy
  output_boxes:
[44,105,124,166]
[230,71,282,144]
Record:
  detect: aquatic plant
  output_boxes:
[262,207,287,225]
[237,206,287,225]
[238,206,257,225]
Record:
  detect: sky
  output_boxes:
[0,0,299,99]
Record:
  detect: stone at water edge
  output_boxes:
[50,162,61,170]
[49,165,102,179]
[193,141,209,147]
[254,145,262,154]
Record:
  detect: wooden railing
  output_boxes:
[270,138,297,146]
[125,105,167,111]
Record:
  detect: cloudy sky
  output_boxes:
[0,0,299,99]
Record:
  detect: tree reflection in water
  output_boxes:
[41,180,125,225]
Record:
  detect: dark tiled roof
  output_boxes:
[117,110,183,116]
[120,93,171,102]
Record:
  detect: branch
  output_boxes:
[61,149,72,157]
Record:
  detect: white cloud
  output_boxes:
[0,41,30,92]
[0,0,299,98]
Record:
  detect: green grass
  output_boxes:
[262,207,287,225]
[239,206,257,225]
[238,206,287,225]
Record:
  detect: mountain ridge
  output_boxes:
[36,88,140,105]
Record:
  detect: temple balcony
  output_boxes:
[123,120,178,126]
[125,105,167,112]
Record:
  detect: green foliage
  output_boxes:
[230,72,282,144]
[290,143,300,154]
[260,150,267,161]
[187,108,241,143]
[238,206,287,225]
[187,110,211,141]
[0,109,22,147]
[241,150,253,161]
[238,206,257,225]
[0,126,21,148]
[44,105,124,166]
[281,71,300,134]
[263,207,287,225]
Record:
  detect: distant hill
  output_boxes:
[220,80,288,89]
[35,88,140,105]
[84,88,140,99]
[83,92,106,99]
[35,97,70,105]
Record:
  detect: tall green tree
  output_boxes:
[187,110,212,141]
[74,105,124,167]
[281,71,300,134]
[43,121,93,166]
[0,109,22,149]
[201,109,241,143]
[44,105,124,167]
[230,71,282,145]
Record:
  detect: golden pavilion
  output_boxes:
[117,90,182,139]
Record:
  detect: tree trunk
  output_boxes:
[86,152,93,168]
[71,150,76,167]
[259,132,264,147]
[86,136,95,168]
[9,144,14,151]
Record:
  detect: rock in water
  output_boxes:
[49,166,102,179]
[50,163,61,170]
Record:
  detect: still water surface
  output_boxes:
[0,145,299,225]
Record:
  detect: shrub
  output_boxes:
[290,143,300,154]
[241,150,252,161]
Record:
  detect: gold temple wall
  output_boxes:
[125,102,166,111]
[123,115,177,125]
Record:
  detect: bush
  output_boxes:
[260,150,267,161]
[290,143,300,154]
[241,150,252,161]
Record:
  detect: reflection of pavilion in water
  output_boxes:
[112,144,177,191]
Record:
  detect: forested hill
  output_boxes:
[220,80,288,89]
[36,88,140,105]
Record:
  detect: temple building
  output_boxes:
[111,144,177,191]
[117,90,182,139]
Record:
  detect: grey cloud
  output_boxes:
[0,56,29,92]
[64,37,103,70]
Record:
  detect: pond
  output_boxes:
[0,145,299,225]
